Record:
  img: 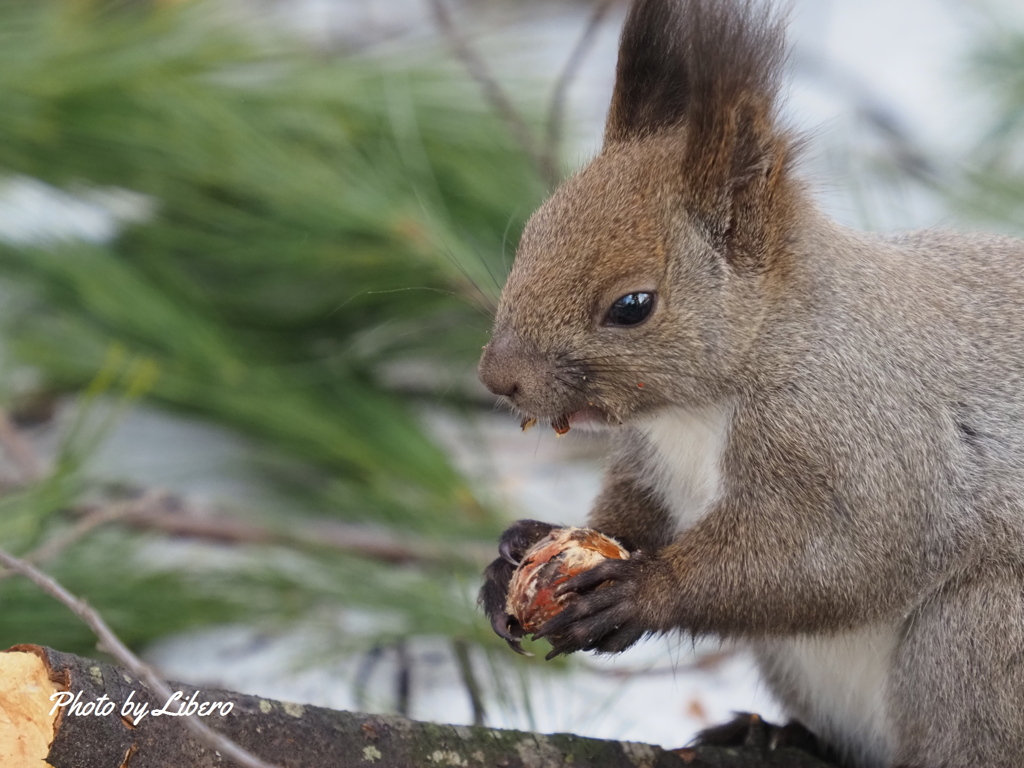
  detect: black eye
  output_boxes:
[604,292,655,327]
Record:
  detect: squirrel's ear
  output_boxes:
[605,0,796,272]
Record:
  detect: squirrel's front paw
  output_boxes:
[535,552,656,659]
[478,519,559,653]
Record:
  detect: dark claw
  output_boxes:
[490,613,531,655]
[499,538,520,566]
[489,612,518,643]
[597,624,645,654]
[538,586,621,640]
[693,712,768,748]
[554,557,631,598]
[542,632,576,660]
[497,519,559,566]
[770,721,823,754]
[491,620,528,656]
[480,520,560,653]
[505,638,530,655]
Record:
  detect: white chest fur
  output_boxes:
[755,625,899,768]
[637,405,731,532]
[639,407,896,768]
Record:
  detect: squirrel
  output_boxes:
[476,1,1024,767]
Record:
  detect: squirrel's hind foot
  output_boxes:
[691,712,839,764]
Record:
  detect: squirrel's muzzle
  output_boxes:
[478,332,559,413]
[478,334,524,399]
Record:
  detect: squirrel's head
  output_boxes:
[479,0,802,431]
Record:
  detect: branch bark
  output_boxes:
[1,644,840,768]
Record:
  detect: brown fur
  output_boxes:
[478,1,1024,766]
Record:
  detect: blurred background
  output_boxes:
[2,0,1023,749]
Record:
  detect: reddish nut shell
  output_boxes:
[506,527,629,634]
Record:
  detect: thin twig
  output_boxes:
[452,637,486,726]
[5,483,492,575]
[0,546,283,768]
[395,639,412,717]
[26,506,127,564]
[73,492,494,566]
[353,644,385,711]
[0,506,130,583]
[49,491,166,559]
[0,490,173,584]
[427,0,559,187]
[546,0,618,165]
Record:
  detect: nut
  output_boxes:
[506,527,629,634]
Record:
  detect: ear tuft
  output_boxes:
[604,0,787,145]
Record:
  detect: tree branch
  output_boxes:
[1,643,841,768]
[452,637,486,726]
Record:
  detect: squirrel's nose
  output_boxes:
[478,336,522,398]
[483,376,519,398]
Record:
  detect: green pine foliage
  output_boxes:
[0,0,547,662]
[943,11,1024,231]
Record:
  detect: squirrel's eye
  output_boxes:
[604,292,655,327]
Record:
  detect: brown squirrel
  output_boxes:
[476,1,1024,767]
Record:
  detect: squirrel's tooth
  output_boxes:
[520,417,538,432]
[552,415,571,435]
